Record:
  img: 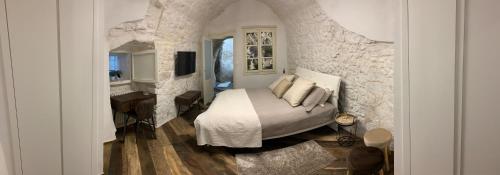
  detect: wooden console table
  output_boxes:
[174,91,201,117]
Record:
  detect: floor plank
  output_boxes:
[103,142,112,175]
[136,129,157,175]
[105,108,394,175]
[107,141,123,175]
[124,130,141,175]
[146,130,173,175]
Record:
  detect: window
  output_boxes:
[242,27,276,74]
[109,53,131,82]
[109,55,120,71]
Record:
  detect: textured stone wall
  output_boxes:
[107,0,395,134]
[259,0,395,135]
[107,0,237,126]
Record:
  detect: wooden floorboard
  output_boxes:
[105,108,394,175]
[124,130,141,175]
[107,141,123,175]
[136,129,157,175]
[146,130,172,175]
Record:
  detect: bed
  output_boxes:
[194,68,342,147]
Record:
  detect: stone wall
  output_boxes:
[107,0,395,134]
[259,0,395,135]
[107,0,237,126]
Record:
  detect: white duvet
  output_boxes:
[194,89,262,147]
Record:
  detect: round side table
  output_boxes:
[335,113,358,147]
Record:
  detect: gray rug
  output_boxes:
[235,140,336,175]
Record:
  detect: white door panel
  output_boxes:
[203,39,214,104]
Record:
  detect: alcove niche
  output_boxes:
[109,40,158,95]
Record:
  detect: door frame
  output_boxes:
[202,31,235,104]
[0,0,23,174]
[396,0,465,174]
[208,31,236,84]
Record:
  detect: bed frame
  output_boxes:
[263,67,342,140]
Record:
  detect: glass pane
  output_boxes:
[261,32,273,45]
[247,59,259,71]
[261,46,273,57]
[262,57,273,70]
[245,32,258,45]
[109,55,120,71]
[246,46,258,58]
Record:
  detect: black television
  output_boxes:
[175,51,196,76]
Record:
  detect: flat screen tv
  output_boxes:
[175,51,196,76]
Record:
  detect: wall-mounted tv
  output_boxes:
[175,51,196,76]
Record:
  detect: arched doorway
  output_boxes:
[213,37,234,93]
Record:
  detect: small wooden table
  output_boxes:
[110,91,156,141]
[335,113,358,147]
[174,91,201,117]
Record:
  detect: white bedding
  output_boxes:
[194,89,262,147]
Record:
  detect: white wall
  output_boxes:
[462,1,500,174]
[59,0,95,174]
[4,0,63,174]
[316,0,397,42]
[204,0,287,88]
[0,0,97,174]
[104,0,149,31]
[406,0,457,174]
[0,41,13,175]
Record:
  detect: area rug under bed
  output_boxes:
[235,140,336,175]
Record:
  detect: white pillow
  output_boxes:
[283,78,316,107]
[268,74,296,90]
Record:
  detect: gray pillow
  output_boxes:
[302,87,326,112]
[318,88,333,107]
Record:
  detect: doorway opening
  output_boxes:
[213,37,234,93]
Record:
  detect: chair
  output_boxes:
[123,98,157,141]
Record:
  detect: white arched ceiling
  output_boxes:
[107,0,396,135]
[316,0,397,42]
[104,0,150,31]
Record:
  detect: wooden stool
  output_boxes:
[363,128,392,171]
[347,146,385,175]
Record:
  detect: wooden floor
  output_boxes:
[104,108,394,175]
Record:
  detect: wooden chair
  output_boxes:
[123,98,157,141]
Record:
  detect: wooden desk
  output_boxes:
[110,91,157,123]
[111,92,156,142]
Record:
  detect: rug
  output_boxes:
[235,140,336,175]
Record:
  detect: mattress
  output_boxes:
[246,88,337,138]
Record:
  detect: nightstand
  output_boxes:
[335,113,358,147]
[174,91,201,117]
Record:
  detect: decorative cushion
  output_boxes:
[268,74,296,90]
[283,78,316,107]
[301,87,326,112]
[272,79,293,98]
[318,88,333,107]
